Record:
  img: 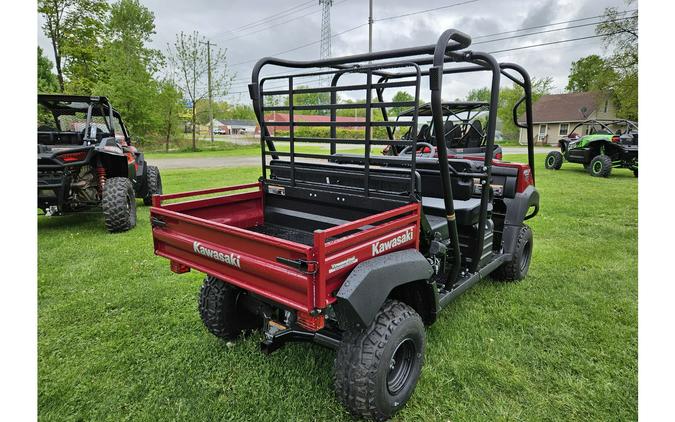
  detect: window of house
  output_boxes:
[538,124,547,139]
[559,123,569,135]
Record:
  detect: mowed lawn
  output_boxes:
[38,154,637,421]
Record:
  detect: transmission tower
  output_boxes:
[319,0,333,86]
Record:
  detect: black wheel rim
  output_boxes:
[546,156,553,167]
[593,161,602,174]
[387,338,415,395]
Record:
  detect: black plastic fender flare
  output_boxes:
[332,249,434,331]
[500,185,539,255]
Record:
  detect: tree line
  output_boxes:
[39,0,637,149]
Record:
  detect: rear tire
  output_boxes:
[102,177,136,233]
[633,169,638,178]
[544,151,563,170]
[198,276,259,340]
[334,300,425,421]
[143,165,163,205]
[589,155,612,177]
[493,225,533,281]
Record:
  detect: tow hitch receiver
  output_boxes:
[261,319,342,354]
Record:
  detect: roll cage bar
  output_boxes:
[38,94,129,142]
[396,102,490,146]
[248,29,535,285]
[568,119,638,136]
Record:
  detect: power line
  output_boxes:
[221,33,613,97]
[227,0,478,69]
[225,1,316,37]
[376,0,479,22]
[226,13,619,87]
[220,0,352,44]
[473,9,636,40]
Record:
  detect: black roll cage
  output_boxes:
[568,119,638,137]
[38,94,130,143]
[248,28,535,285]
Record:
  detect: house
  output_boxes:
[262,113,366,134]
[220,119,258,135]
[518,92,618,145]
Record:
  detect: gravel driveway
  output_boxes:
[152,146,556,170]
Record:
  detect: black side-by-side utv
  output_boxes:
[38,95,162,232]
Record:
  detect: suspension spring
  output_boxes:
[96,166,106,196]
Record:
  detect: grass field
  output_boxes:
[38,155,637,421]
[144,142,365,160]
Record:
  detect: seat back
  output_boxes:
[464,120,483,148]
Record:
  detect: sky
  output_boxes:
[37,0,633,104]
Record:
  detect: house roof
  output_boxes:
[265,113,365,123]
[521,92,602,123]
[221,119,257,126]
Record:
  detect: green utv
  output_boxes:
[544,119,638,177]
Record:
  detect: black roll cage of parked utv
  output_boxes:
[393,101,491,154]
[247,29,536,291]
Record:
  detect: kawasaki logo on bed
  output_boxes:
[371,228,414,256]
[193,241,241,268]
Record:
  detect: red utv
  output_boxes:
[150,29,538,420]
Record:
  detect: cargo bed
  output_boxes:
[150,182,421,314]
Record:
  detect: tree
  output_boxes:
[462,77,553,139]
[38,0,108,93]
[38,47,59,93]
[155,79,184,152]
[285,87,330,115]
[95,0,163,138]
[389,91,415,116]
[596,0,638,120]
[169,31,232,151]
[566,55,615,92]
[466,87,490,102]
[224,104,256,121]
[498,77,554,138]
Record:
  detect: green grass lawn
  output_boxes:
[145,142,366,160]
[38,156,637,421]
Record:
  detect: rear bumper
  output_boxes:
[38,171,70,209]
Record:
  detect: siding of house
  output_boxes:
[518,92,619,145]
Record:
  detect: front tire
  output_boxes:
[493,225,533,281]
[334,300,425,421]
[198,276,259,340]
[589,155,613,177]
[544,151,563,170]
[143,165,163,206]
[102,177,137,233]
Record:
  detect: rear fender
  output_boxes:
[332,249,435,330]
[501,185,538,254]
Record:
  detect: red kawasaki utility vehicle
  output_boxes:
[150,29,539,421]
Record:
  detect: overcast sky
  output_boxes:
[38,0,633,103]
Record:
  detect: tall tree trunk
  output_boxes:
[165,107,172,153]
[191,104,196,152]
[49,32,64,92]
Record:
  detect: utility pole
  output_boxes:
[200,40,216,143]
[368,0,373,55]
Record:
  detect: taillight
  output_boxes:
[611,136,620,143]
[421,146,431,153]
[517,166,533,193]
[495,152,503,160]
[58,151,87,162]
